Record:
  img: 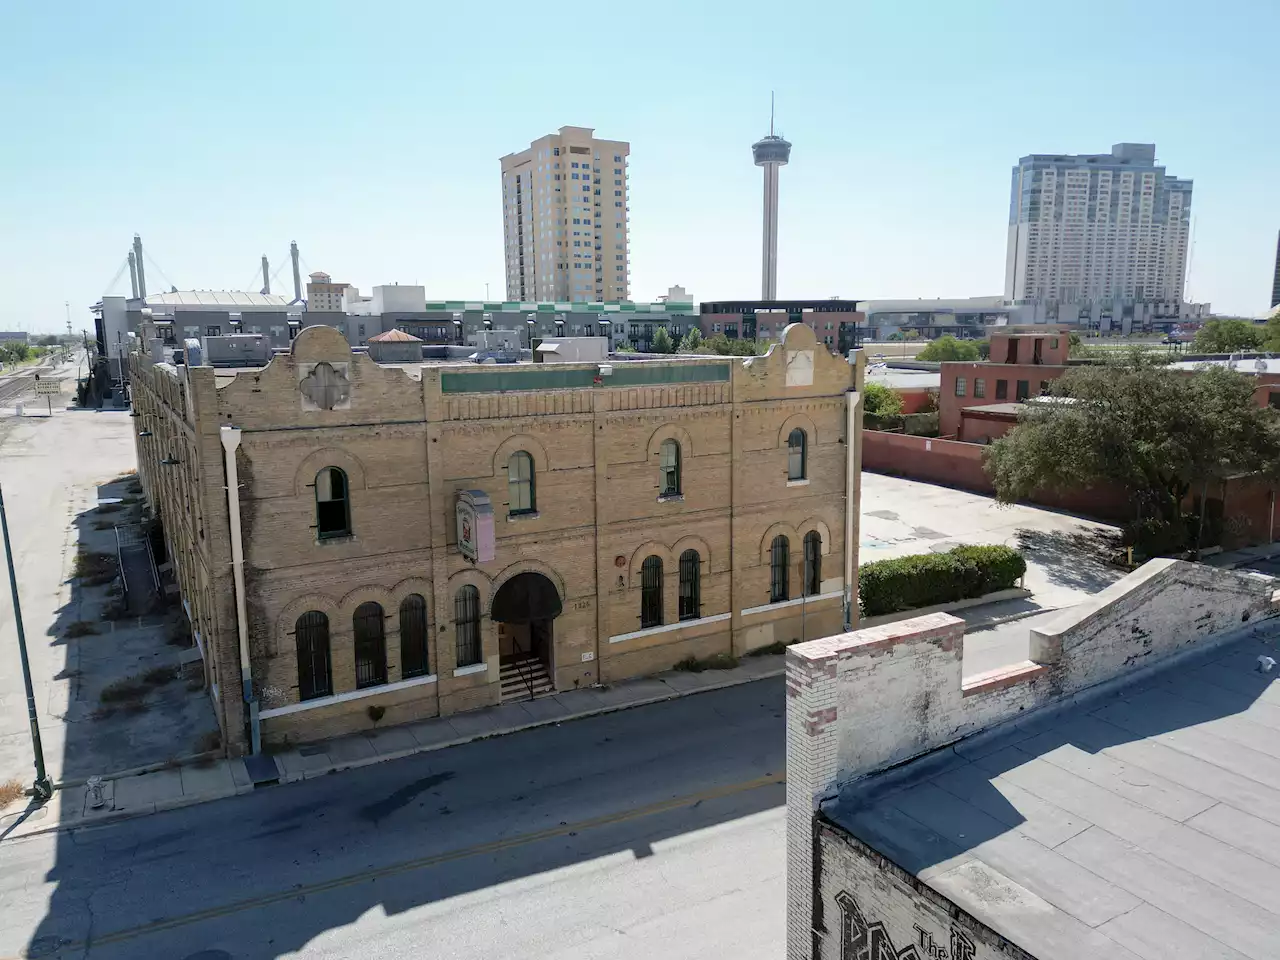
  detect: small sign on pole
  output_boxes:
[34,378,59,416]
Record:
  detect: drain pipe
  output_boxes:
[843,387,861,632]
[220,425,259,754]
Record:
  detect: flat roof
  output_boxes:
[422,300,694,314]
[147,291,294,308]
[960,401,1023,417]
[866,365,940,389]
[823,628,1280,960]
[1170,357,1280,374]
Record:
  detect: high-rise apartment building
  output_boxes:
[306,271,351,312]
[500,126,630,303]
[1004,143,1192,305]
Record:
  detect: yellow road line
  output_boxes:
[17,771,785,957]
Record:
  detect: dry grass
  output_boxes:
[142,665,177,687]
[74,549,118,587]
[166,623,192,647]
[63,620,100,639]
[673,652,740,672]
[194,730,222,754]
[0,779,24,808]
[99,677,148,705]
[96,502,124,514]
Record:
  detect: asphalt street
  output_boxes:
[0,679,786,960]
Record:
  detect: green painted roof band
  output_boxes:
[441,362,730,394]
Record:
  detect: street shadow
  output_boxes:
[820,630,1279,935]
[1015,525,1125,594]
[23,678,786,959]
[27,474,218,786]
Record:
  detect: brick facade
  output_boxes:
[130,323,865,753]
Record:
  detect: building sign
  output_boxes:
[456,490,495,563]
[34,380,61,396]
[818,828,998,960]
[835,891,976,960]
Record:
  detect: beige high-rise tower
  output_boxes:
[500,126,630,303]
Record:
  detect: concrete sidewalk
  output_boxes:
[0,654,785,843]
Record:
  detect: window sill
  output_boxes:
[259,673,438,719]
[316,534,356,546]
[740,591,843,618]
[785,479,810,488]
[506,511,540,523]
[656,493,684,503]
[609,612,731,644]
[453,662,488,678]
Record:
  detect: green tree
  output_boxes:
[916,335,980,362]
[1192,318,1263,354]
[678,327,704,353]
[0,341,30,364]
[650,326,674,353]
[863,382,904,416]
[699,332,765,356]
[985,356,1280,528]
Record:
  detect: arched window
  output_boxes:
[770,535,790,603]
[508,451,536,515]
[787,429,807,481]
[295,611,332,701]
[315,467,351,539]
[353,601,387,689]
[659,439,681,497]
[678,549,701,621]
[399,594,429,679]
[804,531,822,597]
[455,585,482,667]
[640,555,663,628]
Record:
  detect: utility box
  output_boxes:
[534,337,609,364]
[200,334,270,368]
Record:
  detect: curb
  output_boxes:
[0,665,787,843]
[963,604,1070,631]
[276,665,788,784]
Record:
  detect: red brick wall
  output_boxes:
[895,387,935,415]
[939,363,1068,436]
[862,430,1131,522]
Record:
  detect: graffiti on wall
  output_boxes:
[835,891,975,960]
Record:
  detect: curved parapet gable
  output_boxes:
[213,324,426,429]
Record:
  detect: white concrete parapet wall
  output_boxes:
[783,558,1278,960]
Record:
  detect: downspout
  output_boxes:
[1270,489,1275,545]
[220,425,259,754]
[844,388,861,631]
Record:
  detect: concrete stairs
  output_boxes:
[500,657,555,702]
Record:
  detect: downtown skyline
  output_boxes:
[2,1,1278,333]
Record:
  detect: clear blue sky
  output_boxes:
[2,0,1276,333]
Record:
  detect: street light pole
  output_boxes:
[0,483,53,800]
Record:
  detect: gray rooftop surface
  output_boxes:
[823,627,1280,960]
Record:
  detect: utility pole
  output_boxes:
[0,484,53,800]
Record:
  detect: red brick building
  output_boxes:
[938,326,1071,437]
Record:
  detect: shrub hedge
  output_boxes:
[859,544,1026,617]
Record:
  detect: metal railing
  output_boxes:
[114,522,159,603]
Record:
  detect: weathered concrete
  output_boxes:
[784,558,1279,959]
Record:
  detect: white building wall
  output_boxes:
[1005,145,1192,307]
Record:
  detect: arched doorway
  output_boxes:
[491,572,561,700]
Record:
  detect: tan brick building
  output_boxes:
[128,322,865,753]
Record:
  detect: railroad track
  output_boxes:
[0,366,53,406]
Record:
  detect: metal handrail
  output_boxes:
[508,634,537,700]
